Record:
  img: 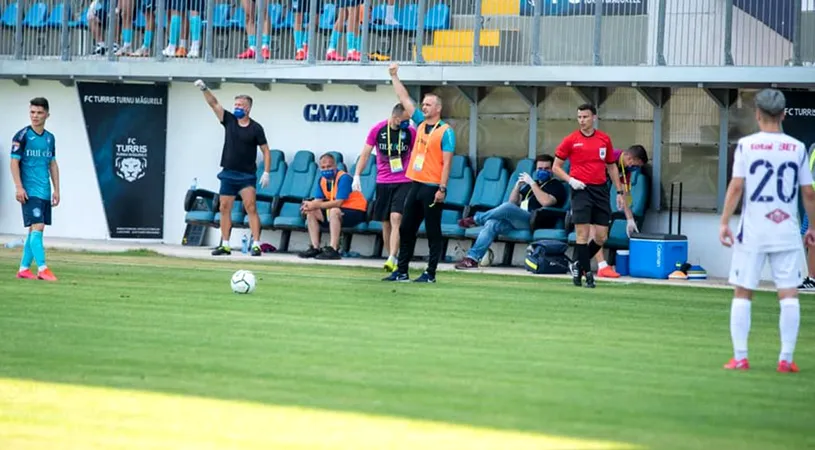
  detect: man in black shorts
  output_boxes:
[353,103,416,272]
[552,103,634,288]
[194,79,272,257]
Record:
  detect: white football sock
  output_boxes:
[779,298,800,362]
[730,298,751,360]
[598,261,608,270]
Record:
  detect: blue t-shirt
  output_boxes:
[411,110,456,153]
[312,172,353,201]
[11,126,56,201]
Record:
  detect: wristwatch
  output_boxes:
[439,185,447,194]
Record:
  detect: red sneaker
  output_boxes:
[723,358,750,370]
[261,47,271,59]
[777,360,799,373]
[295,45,308,61]
[16,269,36,280]
[597,266,621,278]
[346,50,361,61]
[37,268,58,282]
[237,48,255,59]
[325,50,345,61]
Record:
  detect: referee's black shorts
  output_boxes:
[571,183,611,226]
[372,182,411,222]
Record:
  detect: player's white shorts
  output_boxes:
[728,247,804,290]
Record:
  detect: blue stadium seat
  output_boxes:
[244,150,287,228]
[424,3,450,30]
[340,154,379,254]
[23,2,47,28]
[318,3,335,31]
[268,3,283,28]
[68,6,88,29]
[604,170,650,249]
[399,3,417,32]
[184,185,220,226]
[210,3,232,29]
[417,154,474,238]
[531,186,571,242]
[229,5,246,29]
[42,2,67,28]
[213,201,246,228]
[1,2,17,28]
[272,150,318,251]
[463,157,510,241]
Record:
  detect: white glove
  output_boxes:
[259,171,270,188]
[568,177,586,190]
[519,172,534,186]
[352,175,362,192]
[194,79,207,91]
[626,219,639,237]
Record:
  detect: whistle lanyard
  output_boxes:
[524,179,551,201]
[386,127,403,158]
[418,122,442,155]
[327,175,338,201]
[618,158,630,194]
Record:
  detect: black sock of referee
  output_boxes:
[587,240,601,261]
[576,243,592,275]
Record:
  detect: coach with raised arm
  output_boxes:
[382,63,456,284]
[194,79,271,257]
[552,103,634,289]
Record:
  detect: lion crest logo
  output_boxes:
[115,156,147,182]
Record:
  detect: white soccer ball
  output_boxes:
[230,270,256,294]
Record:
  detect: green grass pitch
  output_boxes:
[1,249,813,450]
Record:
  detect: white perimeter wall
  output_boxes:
[0,79,802,281]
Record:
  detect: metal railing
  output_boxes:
[0,0,812,66]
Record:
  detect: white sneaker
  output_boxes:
[114,44,131,56]
[162,45,176,57]
[130,45,150,57]
[187,43,200,58]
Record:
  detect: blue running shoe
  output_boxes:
[413,272,436,283]
[382,271,409,282]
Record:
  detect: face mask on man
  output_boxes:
[399,120,410,129]
[534,169,552,182]
[234,107,247,119]
[321,169,336,179]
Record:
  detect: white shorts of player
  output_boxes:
[728,247,804,290]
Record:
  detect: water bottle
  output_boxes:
[4,238,24,249]
[190,177,198,191]
[241,234,249,254]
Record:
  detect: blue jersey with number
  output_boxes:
[11,126,56,201]
[733,131,812,252]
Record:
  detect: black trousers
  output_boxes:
[397,181,444,276]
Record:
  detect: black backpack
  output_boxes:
[524,240,571,275]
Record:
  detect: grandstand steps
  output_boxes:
[481,0,521,16]
[415,30,523,63]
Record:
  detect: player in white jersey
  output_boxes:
[719,89,815,374]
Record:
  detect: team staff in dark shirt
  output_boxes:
[456,154,567,269]
[195,79,271,257]
[553,103,635,288]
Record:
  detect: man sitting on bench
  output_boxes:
[455,154,567,269]
[298,153,368,260]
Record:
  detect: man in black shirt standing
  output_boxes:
[455,154,567,269]
[194,79,271,257]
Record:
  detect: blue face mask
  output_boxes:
[233,107,246,119]
[321,169,336,180]
[399,120,410,130]
[534,169,552,182]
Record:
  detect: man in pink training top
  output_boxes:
[352,103,416,272]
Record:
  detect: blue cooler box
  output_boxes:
[629,233,688,279]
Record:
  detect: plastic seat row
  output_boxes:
[183,151,591,263]
[0,2,451,32]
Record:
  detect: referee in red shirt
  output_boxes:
[553,103,634,288]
